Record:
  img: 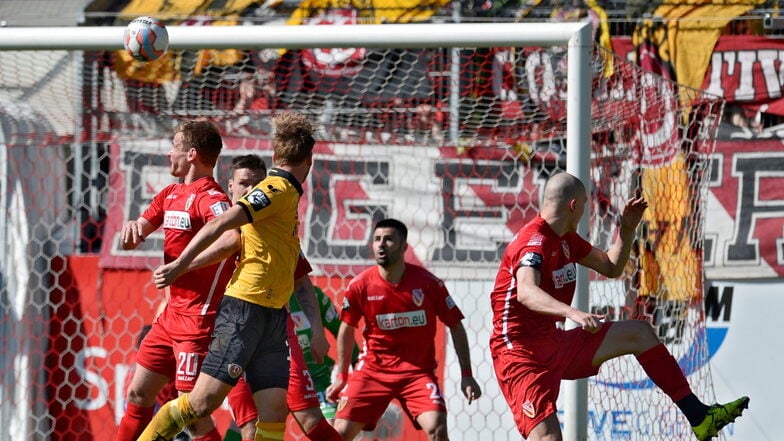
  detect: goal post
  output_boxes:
[0,21,722,441]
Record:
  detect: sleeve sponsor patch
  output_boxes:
[245,189,270,211]
[209,201,229,216]
[520,252,543,268]
[445,295,456,309]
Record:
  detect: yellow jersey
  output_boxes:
[225,168,303,308]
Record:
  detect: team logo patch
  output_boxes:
[227,363,243,379]
[341,296,350,311]
[522,400,536,418]
[185,193,196,211]
[210,201,229,216]
[337,396,348,412]
[561,241,570,259]
[520,252,543,268]
[412,289,424,306]
[445,295,456,309]
[245,189,270,211]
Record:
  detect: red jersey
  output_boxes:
[340,263,464,374]
[490,216,592,351]
[142,177,233,316]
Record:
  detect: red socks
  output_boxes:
[636,343,692,402]
[305,418,343,441]
[115,402,154,441]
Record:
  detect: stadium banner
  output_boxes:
[47,256,442,441]
[698,279,778,441]
[99,136,784,279]
[704,139,784,279]
[99,138,539,279]
[613,35,784,113]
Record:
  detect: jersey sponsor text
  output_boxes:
[376,310,427,330]
[163,211,192,230]
[552,262,577,289]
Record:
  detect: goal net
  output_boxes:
[0,22,722,441]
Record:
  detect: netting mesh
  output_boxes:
[0,37,722,441]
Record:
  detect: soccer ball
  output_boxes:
[123,16,169,62]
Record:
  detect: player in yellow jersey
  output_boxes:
[137,112,316,441]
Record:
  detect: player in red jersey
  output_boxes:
[115,120,233,441]
[326,218,481,441]
[489,172,749,441]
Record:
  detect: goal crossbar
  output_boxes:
[0,22,588,50]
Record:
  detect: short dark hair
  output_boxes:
[231,154,266,174]
[374,218,408,242]
[174,120,223,167]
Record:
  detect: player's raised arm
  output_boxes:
[153,204,247,288]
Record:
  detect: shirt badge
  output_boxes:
[185,193,196,211]
[412,289,424,306]
[561,241,570,259]
[227,363,243,379]
[522,400,536,418]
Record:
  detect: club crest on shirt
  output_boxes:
[227,363,243,379]
[185,193,196,211]
[412,289,424,306]
[522,400,536,418]
[337,396,348,412]
[561,241,570,259]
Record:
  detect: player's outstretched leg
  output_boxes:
[691,396,750,441]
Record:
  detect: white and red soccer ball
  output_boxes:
[123,16,169,62]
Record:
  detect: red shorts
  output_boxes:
[135,308,215,391]
[335,367,446,431]
[227,377,257,427]
[287,315,319,412]
[492,322,611,438]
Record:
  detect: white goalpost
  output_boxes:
[0,21,721,441]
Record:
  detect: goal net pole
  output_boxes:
[565,23,593,441]
[0,21,594,438]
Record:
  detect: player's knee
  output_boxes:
[125,386,157,406]
[187,393,221,418]
[424,423,448,441]
[625,320,658,347]
[292,407,323,433]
